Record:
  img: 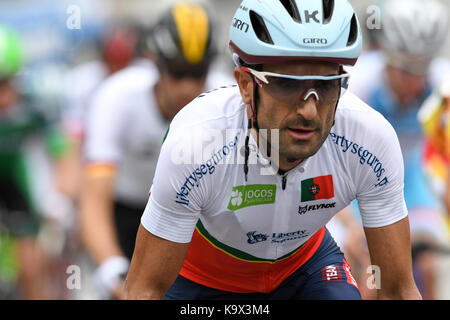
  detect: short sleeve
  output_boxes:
[140,125,206,243]
[356,118,408,228]
[83,85,127,164]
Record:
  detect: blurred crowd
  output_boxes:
[0,0,449,300]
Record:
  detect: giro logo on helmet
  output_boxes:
[303,38,328,45]
[232,18,249,33]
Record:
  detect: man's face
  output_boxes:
[385,64,426,107]
[156,59,208,120]
[253,61,340,163]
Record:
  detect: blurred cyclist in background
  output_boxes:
[61,25,139,202]
[79,0,234,299]
[0,25,70,299]
[348,0,450,299]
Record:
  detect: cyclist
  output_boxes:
[61,25,140,201]
[347,0,450,299]
[79,1,234,299]
[125,0,421,300]
[0,25,69,299]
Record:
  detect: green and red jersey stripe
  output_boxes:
[179,221,325,293]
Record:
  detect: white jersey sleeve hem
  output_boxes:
[141,197,199,243]
[358,186,408,228]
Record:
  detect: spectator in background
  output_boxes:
[78,0,234,300]
[347,0,450,299]
[418,75,450,227]
[0,25,70,299]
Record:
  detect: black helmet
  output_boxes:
[147,1,216,70]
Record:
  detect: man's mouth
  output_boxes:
[287,127,316,140]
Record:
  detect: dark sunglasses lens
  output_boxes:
[314,79,341,103]
[264,77,342,105]
[264,77,309,102]
[167,68,207,79]
[163,60,209,80]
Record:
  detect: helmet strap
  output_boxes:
[250,77,259,130]
[244,78,260,182]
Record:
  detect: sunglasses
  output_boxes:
[242,67,350,106]
[165,67,208,79]
[159,60,209,80]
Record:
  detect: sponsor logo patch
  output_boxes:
[298,202,336,215]
[174,133,240,206]
[321,265,343,282]
[246,229,309,245]
[329,132,389,187]
[228,184,276,211]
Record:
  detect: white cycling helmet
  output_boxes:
[379,0,448,60]
[229,0,362,66]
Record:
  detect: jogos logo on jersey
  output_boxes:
[227,184,276,211]
[301,175,334,202]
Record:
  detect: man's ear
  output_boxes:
[234,67,254,105]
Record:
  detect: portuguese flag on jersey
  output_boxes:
[301,175,334,202]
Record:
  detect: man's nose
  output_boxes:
[296,90,319,120]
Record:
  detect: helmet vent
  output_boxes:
[347,14,358,46]
[249,11,274,44]
[280,0,302,23]
[322,0,334,24]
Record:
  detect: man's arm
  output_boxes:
[79,168,123,264]
[79,166,129,299]
[125,223,190,300]
[364,216,421,300]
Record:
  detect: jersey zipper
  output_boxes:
[281,174,287,190]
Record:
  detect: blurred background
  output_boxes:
[0,0,449,300]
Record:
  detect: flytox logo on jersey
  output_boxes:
[300,175,334,202]
[298,202,336,214]
[227,184,276,211]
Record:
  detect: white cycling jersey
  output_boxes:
[63,60,108,138]
[84,61,235,206]
[140,85,408,292]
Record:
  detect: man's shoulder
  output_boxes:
[334,90,398,145]
[64,60,106,84]
[92,63,158,104]
[337,90,392,128]
[428,57,450,88]
[327,91,402,191]
[205,67,236,90]
[161,85,245,167]
[169,85,244,131]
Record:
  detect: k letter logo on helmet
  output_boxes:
[304,10,320,23]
